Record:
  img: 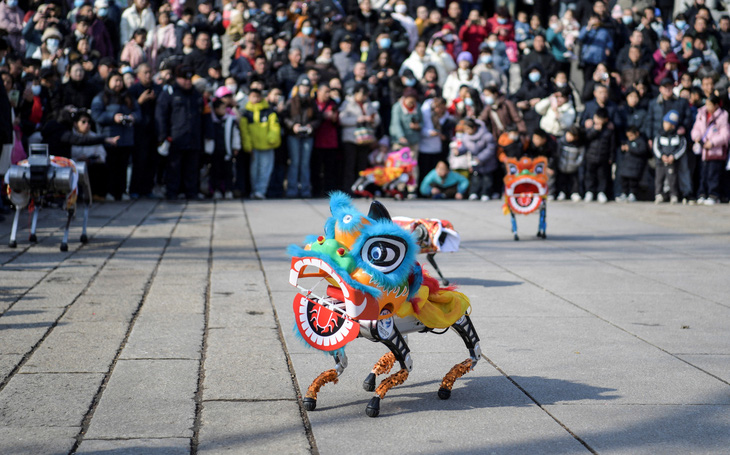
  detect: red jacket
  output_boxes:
[486,15,515,42]
[314,99,339,149]
[459,23,490,61]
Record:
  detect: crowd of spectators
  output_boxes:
[1,0,729,207]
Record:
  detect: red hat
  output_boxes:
[244,23,257,33]
[665,52,679,64]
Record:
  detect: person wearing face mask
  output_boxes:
[355,0,378,40]
[443,51,482,105]
[486,7,515,42]
[512,65,549,135]
[31,27,64,73]
[88,0,116,59]
[291,19,318,60]
[578,13,614,84]
[51,61,97,113]
[388,0,418,52]
[425,39,456,87]
[0,0,26,55]
[546,17,572,77]
[473,48,507,94]
[479,84,525,140]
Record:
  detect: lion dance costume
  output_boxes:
[289,192,481,417]
[351,147,417,199]
[501,156,548,241]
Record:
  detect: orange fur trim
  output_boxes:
[372,352,396,375]
[305,369,339,400]
[440,359,474,391]
[375,369,409,399]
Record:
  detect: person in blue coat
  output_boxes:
[419,160,470,199]
[91,71,141,200]
[578,14,614,83]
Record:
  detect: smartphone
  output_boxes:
[9,89,19,106]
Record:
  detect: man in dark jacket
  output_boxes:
[583,107,615,203]
[155,66,211,200]
[519,35,556,79]
[511,64,549,135]
[128,63,162,199]
[645,77,694,199]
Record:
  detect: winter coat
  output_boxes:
[0,3,25,54]
[241,99,281,152]
[511,80,549,133]
[90,92,141,147]
[390,100,422,146]
[419,169,470,197]
[442,70,482,104]
[652,130,687,161]
[578,25,613,66]
[282,95,322,138]
[690,107,730,161]
[314,99,339,149]
[155,83,210,150]
[535,97,576,137]
[584,126,615,164]
[339,96,381,144]
[457,119,497,174]
[619,136,650,179]
[120,5,156,47]
[620,105,646,136]
[212,113,242,159]
[479,95,526,138]
[557,136,585,174]
[645,95,693,141]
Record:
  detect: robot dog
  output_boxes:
[289,192,481,417]
[351,147,418,199]
[501,156,548,241]
[4,144,91,251]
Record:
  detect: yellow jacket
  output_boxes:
[240,100,282,152]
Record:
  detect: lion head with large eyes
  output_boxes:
[288,192,422,324]
[502,156,549,215]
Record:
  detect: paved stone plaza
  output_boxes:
[0,198,728,454]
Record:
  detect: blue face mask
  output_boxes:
[331,96,340,104]
[487,40,497,49]
[528,72,541,83]
[277,16,287,23]
[31,85,41,96]
[622,16,633,25]
[676,20,686,29]
[302,26,313,36]
[484,95,494,105]
[74,0,84,8]
[479,55,492,65]
[464,97,474,106]
[249,8,259,15]
[404,78,416,87]
[98,8,108,17]
[497,17,508,25]
[46,38,60,52]
[379,38,391,49]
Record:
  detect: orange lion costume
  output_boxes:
[501,155,548,240]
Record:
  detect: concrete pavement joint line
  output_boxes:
[464,247,730,388]
[0,202,137,318]
[481,355,598,455]
[190,201,216,455]
[69,201,185,454]
[242,200,320,455]
[202,398,298,403]
[0,201,137,266]
[0,201,159,394]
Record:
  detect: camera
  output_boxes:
[121,115,133,126]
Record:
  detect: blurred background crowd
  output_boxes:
[0,0,729,206]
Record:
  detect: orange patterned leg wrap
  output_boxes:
[372,352,396,375]
[375,369,409,399]
[440,359,474,392]
[305,369,339,400]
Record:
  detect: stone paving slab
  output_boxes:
[0,198,728,454]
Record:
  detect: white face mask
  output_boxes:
[46,38,60,52]
[395,4,407,14]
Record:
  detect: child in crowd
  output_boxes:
[241,88,281,200]
[497,125,527,160]
[691,94,730,205]
[555,126,584,202]
[419,160,470,199]
[583,108,615,203]
[210,99,241,199]
[617,126,650,202]
[452,118,495,201]
[514,11,530,44]
[653,110,687,204]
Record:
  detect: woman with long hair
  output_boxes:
[282,77,321,198]
[90,72,141,200]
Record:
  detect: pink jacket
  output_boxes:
[691,106,730,161]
